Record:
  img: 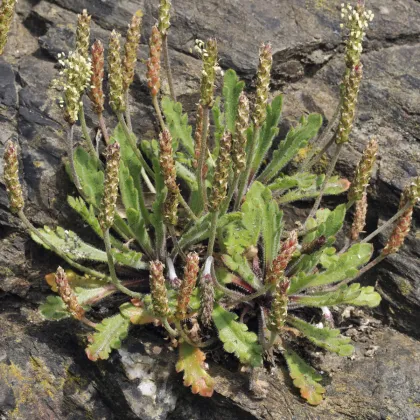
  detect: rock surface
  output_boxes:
[0,0,419,418]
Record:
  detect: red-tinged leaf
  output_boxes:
[119,302,156,325]
[175,342,215,397]
[282,346,325,405]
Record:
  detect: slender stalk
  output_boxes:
[297,103,341,173]
[221,173,240,214]
[168,225,186,261]
[361,201,412,244]
[235,127,260,210]
[78,104,98,158]
[178,193,198,221]
[263,330,278,351]
[306,143,343,222]
[196,106,210,211]
[124,90,133,132]
[229,284,274,306]
[152,95,166,132]
[103,229,142,298]
[210,265,246,300]
[80,317,98,329]
[303,135,336,174]
[175,320,216,348]
[98,113,110,145]
[156,221,166,260]
[67,124,82,192]
[207,211,219,257]
[162,35,176,101]
[117,112,156,193]
[18,210,108,280]
[163,318,179,337]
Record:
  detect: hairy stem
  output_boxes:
[67,124,82,192]
[306,143,343,222]
[162,35,176,101]
[207,211,219,257]
[79,104,98,158]
[80,317,98,328]
[98,113,110,145]
[103,229,143,298]
[222,173,240,214]
[178,193,198,221]
[196,106,210,212]
[175,320,216,348]
[152,95,166,132]
[163,318,179,337]
[235,126,260,210]
[210,265,246,300]
[125,90,133,132]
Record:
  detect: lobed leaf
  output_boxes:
[212,304,263,367]
[176,342,215,397]
[282,345,325,405]
[287,316,354,356]
[222,69,245,134]
[86,314,130,361]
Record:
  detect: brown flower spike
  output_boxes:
[55,266,85,320]
[209,132,232,212]
[122,10,143,91]
[253,43,272,127]
[199,273,214,327]
[3,141,24,214]
[232,92,250,174]
[76,9,91,59]
[89,40,105,115]
[159,129,180,225]
[265,230,298,286]
[268,278,290,332]
[150,260,170,318]
[147,26,163,97]
[348,138,378,202]
[98,143,120,231]
[176,252,200,321]
[350,191,368,241]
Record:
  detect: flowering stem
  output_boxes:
[162,35,176,101]
[78,104,98,159]
[152,95,166,132]
[125,90,133,132]
[196,106,210,212]
[306,143,343,222]
[103,228,143,298]
[98,113,110,145]
[67,124,82,192]
[168,224,186,261]
[210,264,245,300]
[178,193,198,221]
[229,284,274,306]
[175,320,216,348]
[207,210,219,257]
[162,318,179,337]
[235,126,260,210]
[80,317,98,329]
[222,173,240,214]
[361,201,412,244]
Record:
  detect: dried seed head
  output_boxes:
[350,191,367,241]
[268,278,290,332]
[122,10,143,91]
[199,273,214,327]
[0,0,17,55]
[382,185,415,256]
[253,43,272,127]
[336,63,363,144]
[200,38,218,108]
[76,9,91,59]
[266,230,298,286]
[3,141,24,213]
[348,137,378,201]
[98,143,120,231]
[108,30,126,112]
[209,132,232,212]
[147,25,163,97]
[232,92,250,174]
[53,51,92,124]
[89,40,105,115]
[176,252,200,320]
[159,129,180,225]
[55,266,85,320]
[149,260,170,318]
[158,0,171,36]
[340,3,373,69]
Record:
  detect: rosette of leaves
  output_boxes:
[5,1,414,406]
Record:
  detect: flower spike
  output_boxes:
[3,141,24,214]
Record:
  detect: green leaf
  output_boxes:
[282,345,325,405]
[258,114,323,183]
[119,302,156,324]
[67,196,103,239]
[211,97,224,160]
[222,69,245,134]
[269,172,317,191]
[150,157,166,237]
[221,254,262,289]
[86,314,130,361]
[292,283,381,308]
[161,97,194,156]
[31,226,147,270]
[289,243,373,294]
[252,95,283,175]
[212,304,263,367]
[175,342,215,397]
[39,296,70,320]
[287,316,354,356]
[277,176,350,204]
[72,146,104,206]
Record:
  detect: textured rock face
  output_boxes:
[0,0,419,418]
